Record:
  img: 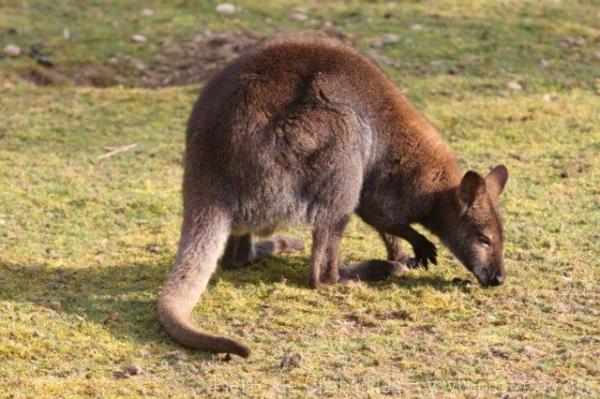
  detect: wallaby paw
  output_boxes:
[412,239,437,269]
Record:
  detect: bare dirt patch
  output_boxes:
[140,30,264,87]
[19,29,348,88]
[20,64,124,87]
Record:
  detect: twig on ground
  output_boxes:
[97,143,137,160]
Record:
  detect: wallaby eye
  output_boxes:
[477,233,491,247]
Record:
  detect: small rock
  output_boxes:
[216,384,231,392]
[452,277,472,287]
[376,310,413,321]
[507,80,523,91]
[3,44,21,58]
[288,11,308,22]
[120,55,146,70]
[346,313,378,327]
[63,27,70,40]
[236,325,254,337]
[113,364,143,378]
[103,313,121,324]
[124,365,142,376]
[36,56,54,67]
[411,23,423,30]
[162,350,188,364]
[370,38,383,48]
[379,383,401,396]
[29,43,44,58]
[137,348,151,358]
[141,8,154,17]
[46,300,61,311]
[540,59,549,68]
[554,302,570,313]
[112,371,128,379]
[215,3,236,16]
[522,345,536,358]
[594,51,600,61]
[560,36,586,47]
[145,243,161,253]
[280,353,302,369]
[543,93,554,102]
[131,34,147,43]
[381,33,400,44]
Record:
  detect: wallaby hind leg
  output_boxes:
[221,234,304,269]
[221,234,256,268]
[320,215,351,285]
[309,227,329,289]
[310,215,351,288]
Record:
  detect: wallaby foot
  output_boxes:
[339,259,410,282]
[256,236,304,257]
[221,234,304,269]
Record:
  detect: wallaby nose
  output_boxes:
[489,273,504,286]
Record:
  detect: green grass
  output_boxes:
[1,0,599,397]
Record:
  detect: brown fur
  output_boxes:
[157,34,509,358]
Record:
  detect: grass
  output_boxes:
[1,0,599,397]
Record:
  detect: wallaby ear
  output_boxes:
[459,171,486,207]
[485,164,509,198]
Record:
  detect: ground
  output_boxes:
[1,1,599,397]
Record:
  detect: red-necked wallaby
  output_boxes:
[158,34,509,358]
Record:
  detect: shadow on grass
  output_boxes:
[0,255,454,352]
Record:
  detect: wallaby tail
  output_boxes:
[157,211,251,358]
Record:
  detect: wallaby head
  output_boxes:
[442,165,509,286]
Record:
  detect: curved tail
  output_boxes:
[157,213,251,358]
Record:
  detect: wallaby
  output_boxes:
[158,34,509,358]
